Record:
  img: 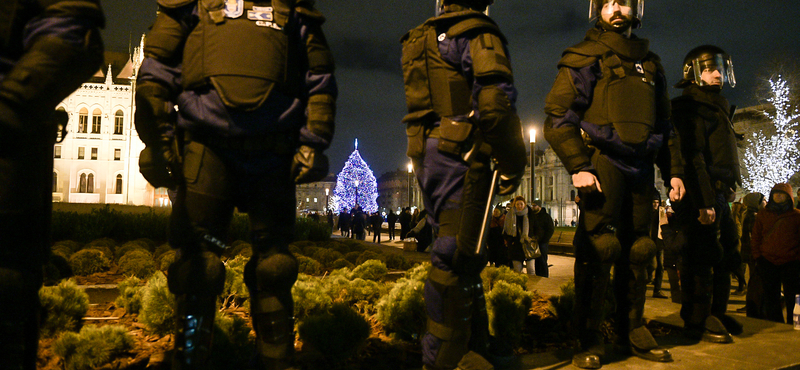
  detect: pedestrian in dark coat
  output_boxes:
[488,207,509,267]
[371,212,383,243]
[338,211,350,238]
[351,207,366,241]
[399,207,412,240]
[387,211,398,240]
[740,192,766,318]
[752,183,800,323]
[529,200,554,277]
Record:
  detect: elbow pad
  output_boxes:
[134,80,175,147]
[0,31,103,116]
[477,85,527,177]
[543,116,591,174]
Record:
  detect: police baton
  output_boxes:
[474,169,500,256]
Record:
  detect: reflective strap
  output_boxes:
[429,266,459,287]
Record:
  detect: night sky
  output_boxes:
[100,0,800,177]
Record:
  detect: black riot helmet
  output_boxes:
[589,0,643,29]
[675,45,736,89]
[437,0,493,15]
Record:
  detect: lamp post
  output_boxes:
[325,187,329,212]
[530,128,536,202]
[407,162,413,208]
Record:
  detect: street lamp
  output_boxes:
[407,162,413,208]
[530,128,536,202]
[325,187,330,212]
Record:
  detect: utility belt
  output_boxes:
[406,116,477,159]
[185,131,295,155]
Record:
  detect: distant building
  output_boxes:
[376,168,421,215]
[52,42,158,206]
[296,174,336,214]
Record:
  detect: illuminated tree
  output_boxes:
[742,75,800,195]
[332,139,379,214]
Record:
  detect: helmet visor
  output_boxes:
[589,0,643,21]
[692,54,736,88]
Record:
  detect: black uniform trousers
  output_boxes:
[575,151,655,337]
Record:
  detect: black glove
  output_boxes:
[292,145,329,184]
[498,171,524,196]
[139,145,178,189]
[451,248,487,275]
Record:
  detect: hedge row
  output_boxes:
[51,205,332,244]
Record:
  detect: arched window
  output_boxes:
[87,173,94,193]
[115,174,123,194]
[114,110,124,134]
[91,109,102,133]
[79,173,87,193]
[78,108,88,133]
[56,107,66,141]
[53,172,57,192]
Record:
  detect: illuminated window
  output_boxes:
[79,173,87,193]
[91,148,97,160]
[115,174,123,194]
[87,173,94,193]
[53,172,57,192]
[91,109,102,133]
[114,148,121,160]
[78,108,88,133]
[54,146,61,158]
[78,147,85,159]
[114,110,124,134]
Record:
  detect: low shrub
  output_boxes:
[486,280,535,347]
[43,254,74,285]
[114,242,150,261]
[291,240,317,251]
[376,263,430,341]
[355,250,383,266]
[115,276,143,314]
[210,312,253,369]
[51,244,73,260]
[51,325,134,370]
[139,271,175,335]
[344,251,361,264]
[481,265,528,291]
[549,278,576,330]
[322,273,386,315]
[293,274,333,320]
[384,253,413,270]
[158,250,176,271]
[312,248,344,267]
[118,250,157,279]
[295,217,331,242]
[153,243,171,260]
[85,238,116,260]
[68,249,110,276]
[226,240,252,258]
[297,255,324,276]
[222,255,249,309]
[318,240,350,255]
[350,259,387,281]
[331,258,354,270]
[298,303,370,363]
[39,279,90,337]
[340,239,365,252]
[54,240,84,254]
[288,244,303,256]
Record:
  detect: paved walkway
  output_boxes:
[344,229,800,370]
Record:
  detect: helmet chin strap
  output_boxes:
[597,19,632,37]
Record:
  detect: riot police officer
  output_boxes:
[0,0,104,368]
[671,45,743,343]
[135,0,336,369]
[401,1,527,369]
[543,0,685,368]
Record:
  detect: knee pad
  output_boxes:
[167,251,226,297]
[629,237,657,266]
[589,233,621,263]
[245,252,298,294]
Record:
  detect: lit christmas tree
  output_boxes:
[742,75,800,196]
[332,139,379,214]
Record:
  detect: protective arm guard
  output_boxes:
[543,67,593,174]
[0,6,103,141]
[469,31,526,194]
[299,7,336,150]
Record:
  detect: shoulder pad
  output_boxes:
[645,51,665,74]
[156,0,195,9]
[431,11,507,44]
[557,41,609,68]
[296,0,325,22]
